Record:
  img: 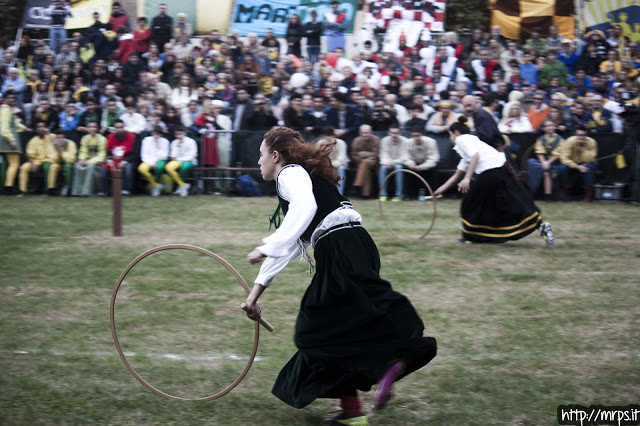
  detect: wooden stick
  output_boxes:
[423,194,443,200]
[241,303,274,332]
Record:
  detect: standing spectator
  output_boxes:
[500,40,523,71]
[558,125,598,202]
[133,17,152,55]
[50,128,77,195]
[378,124,410,201]
[109,2,131,33]
[576,43,605,76]
[193,100,223,166]
[405,126,440,198]
[234,54,262,96]
[99,119,136,196]
[304,9,322,63]
[72,121,106,196]
[0,91,27,193]
[171,73,198,113]
[249,93,278,130]
[527,119,566,200]
[115,27,136,66]
[324,1,346,53]
[166,126,197,196]
[47,0,73,53]
[350,124,379,198]
[151,4,173,53]
[138,126,170,196]
[230,86,254,131]
[464,94,505,150]
[286,14,303,58]
[470,50,501,92]
[173,13,193,38]
[283,93,306,132]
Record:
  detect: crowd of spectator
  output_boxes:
[0,1,638,201]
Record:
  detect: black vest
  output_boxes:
[277,165,351,243]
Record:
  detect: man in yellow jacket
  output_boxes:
[558,125,598,202]
[18,121,57,196]
[50,128,77,196]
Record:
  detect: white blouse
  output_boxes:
[454,133,506,174]
[254,165,361,287]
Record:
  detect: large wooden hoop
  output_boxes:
[378,169,438,239]
[110,244,264,401]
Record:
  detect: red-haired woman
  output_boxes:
[244,127,437,424]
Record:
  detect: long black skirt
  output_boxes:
[271,226,437,409]
[461,166,542,243]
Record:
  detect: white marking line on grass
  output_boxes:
[9,349,264,362]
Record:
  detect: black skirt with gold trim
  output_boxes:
[461,166,542,243]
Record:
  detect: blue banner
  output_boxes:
[230,0,358,36]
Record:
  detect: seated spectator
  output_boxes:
[171,73,198,113]
[540,51,568,87]
[120,103,148,135]
[523,28,547,57]
[17,121,56,196]
[583,94,613,132]
[234,54,262,96]
[558,125,598,202]
[304,93,330,134]
[546,25,563,53]
[73,121,107,196]
[316,127,349,195]
[558,38,579,74]
[99,119,136,196]
[50,128,77,196]
[576,42,604,76]
[426,100,460,133]
[500,40,523,71]
[527,91,550,131]
[166,126,197,196]
[326,92,361,139]
[369,97,398,131]
[384,93,410,128]
[527,120,566,200]
[2,67,27,101]
[405,126,440,198]
[32,98,60,130]
[350,124,379,198]
[405,105,428,132]
[138,126,170,196]
[58,101,82,131]
[379,124,410,201]
[499,101,533,134]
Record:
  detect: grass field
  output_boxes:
[1,195,639,425]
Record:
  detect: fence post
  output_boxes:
[112,168,122,237]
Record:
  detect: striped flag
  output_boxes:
[490,0,575,41]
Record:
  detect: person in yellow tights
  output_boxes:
[138,125,170,196]
[18,121,57,196]
[166,126,197,196]
[0,91,27,194]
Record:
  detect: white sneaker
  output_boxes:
[173,186,182,195]
[180,183,191,197]
[60,186,69,196]
[121,189,130,196]
[151,185,161,196]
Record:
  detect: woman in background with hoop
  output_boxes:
[243,127,437,425]
[433,117,555,247]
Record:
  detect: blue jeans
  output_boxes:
[336,164,347,195]
[557,162,597,186]
[379,164,404,197]
[100,162,135,194]
[307,46,320,64]
[49,27,67,53]
[527,159,567,194]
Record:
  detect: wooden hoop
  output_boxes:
[378,169,438,240]
[110,244,264,401]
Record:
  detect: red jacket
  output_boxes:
[115,34,135,65]
[133,27,152,53]
[106,131,135,168]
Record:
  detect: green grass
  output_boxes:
[1,195,639,425]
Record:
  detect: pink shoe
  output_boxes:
[374,360,405,410]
